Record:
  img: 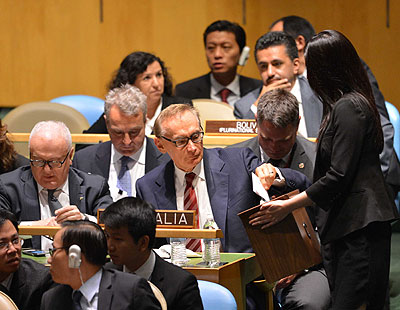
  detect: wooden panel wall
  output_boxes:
[0,0,398,107]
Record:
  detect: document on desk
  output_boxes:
[252,172,270,202]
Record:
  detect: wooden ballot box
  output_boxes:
[238,190,321,283]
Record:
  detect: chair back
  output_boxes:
[0,291,18,310]
[3,101,89,157]
[50,95,104,126]
[148,281,167,310]
[197,280,237,310]
[192,99,235,125]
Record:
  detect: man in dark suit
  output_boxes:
[101,197,203,310]
[73,84,169,200]
[0,121,113,249]
[0,210,53,310]
[41,220,161,310]
[232,89,330,310]
[136,104,310,254]
[234,31,323,139]
[175,20,261,106]
[269,15,400,201]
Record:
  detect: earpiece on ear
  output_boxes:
[238,46,250,66]
[68,244,81,269]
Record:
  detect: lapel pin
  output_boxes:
[80,196,84,200]
[299,163,305,169]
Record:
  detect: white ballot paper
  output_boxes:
[252,172,270,202]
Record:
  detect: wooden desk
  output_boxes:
[18,226,223,239]
[185,253,262,310]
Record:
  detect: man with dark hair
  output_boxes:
[271,15,400,201]
[41,220,161,310]
[232,89,330,310]
[234,32,323,138]
[73,85,169,200]
[175,20,261,105]
[0,209,53,310]
[101,197,203,310]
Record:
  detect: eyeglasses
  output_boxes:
[161,131,204,148]
[0,237,23,251]
[30,150,71,169]
[48,246,66,257]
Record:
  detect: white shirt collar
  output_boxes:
[110,139,146,166]
[123,250,156,281]
[37,176,69,196]
[210,74,240,97]
[174,159,205,188]
[76,268,102,306]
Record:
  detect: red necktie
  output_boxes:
[184,173,201,252]
[219,88,231,103]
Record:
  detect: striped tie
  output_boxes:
[184,173,201,252]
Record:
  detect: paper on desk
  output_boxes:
[157,244,202,258]
[252,172,270,202]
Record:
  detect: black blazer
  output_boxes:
[40,268,161,310]
[72,137,169,178]
[0,166,113,248]
[306,97,399,244]
[0,258,54,310]
[174,73,262,99]
[106,252,203,310]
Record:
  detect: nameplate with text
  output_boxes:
[156,210,196,228]
[205,120,258,135]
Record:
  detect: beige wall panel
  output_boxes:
[0,0,398,109]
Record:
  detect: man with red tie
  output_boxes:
[136,104,310,253]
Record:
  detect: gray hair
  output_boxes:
[257,89,300,128]
[104,84,147,122]
[29,121,72,150]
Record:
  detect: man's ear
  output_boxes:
[295,35,306,54]
[138,235,150,252]
[293,58,300,76]
[69,147,75,163]
[154,137,167,154]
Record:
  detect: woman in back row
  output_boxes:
[85,51,191,136]
[250,30,398,309]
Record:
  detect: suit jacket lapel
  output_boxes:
[98,269,113,310]
[21,169,41,220]
[299,76,323,137]
[68,168,84,209]
[203,149,228,246]
[155,161,177,210]
[95,141,112,179]
[197,74,212,98]
[149,253,165,291]
[145,137,163,173]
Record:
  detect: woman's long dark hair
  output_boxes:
[108,51,173,96]
[0,120,17,174]
[305,30,383,150]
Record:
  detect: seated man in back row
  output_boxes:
[175,20,261,106]
[0,121,113,249]
[101,196,203,310]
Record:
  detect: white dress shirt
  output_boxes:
[290,78,308,138]
[174,160,215,230]
[108,140,146,200]
[210,74,241,107]
[75,268,102,310]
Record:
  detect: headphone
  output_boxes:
[238,46,250,66]
[68,245,81,269]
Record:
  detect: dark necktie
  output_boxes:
[48,189,63,216]
[184,173,201,252]
[117,156,133,196]
[268,158,283,168]
[72,290,83,310]
[219,88,231,104]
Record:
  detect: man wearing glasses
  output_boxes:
[73,84,169,201]
[136,104,310,253]
[0,209,53,310]
[0,121,112,249]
